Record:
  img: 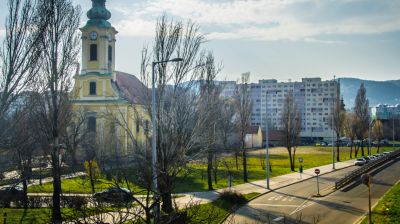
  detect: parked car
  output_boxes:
[363,157,371,163]
[0,186,24,207]
[93,187,133,203]
[383,152,390,155]
[354,158,366,166]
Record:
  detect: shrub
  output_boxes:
[219,190,247,205]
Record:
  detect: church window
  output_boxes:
[90,44,97,61]
[88,117,96,133]
[108,45,112,61]
[89,81,96,95]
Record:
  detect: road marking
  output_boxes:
[250,204,298,208]
[267,196,276,201]
[274,195,282,200]
[289,196,316,215]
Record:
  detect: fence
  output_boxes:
[335,149,400,189]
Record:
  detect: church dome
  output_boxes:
[85,0,112,28]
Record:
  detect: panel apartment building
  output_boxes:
[221,78,339,141]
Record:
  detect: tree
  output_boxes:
[140,15,208,214]
[372,119,384,153]
[218,98,237,150]
[32,1,81,222]
[234,72,252,182]
[353,83,370,156]
[0,0,46,119]
[329,92,346,161]
[343,112,356,158]
[281,90,302,171]
[198,52,221,190]
[84,160,100,194]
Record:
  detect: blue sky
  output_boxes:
[1,0,399,82]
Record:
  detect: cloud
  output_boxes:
[107,0,400,42]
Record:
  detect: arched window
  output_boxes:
[108,45,112,61]
[90,44,97,61]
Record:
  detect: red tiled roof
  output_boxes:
[115,71,149,105]
[246,125,260,135]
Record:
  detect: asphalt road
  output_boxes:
[227,157,400,224]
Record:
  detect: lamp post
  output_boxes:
[151,57,183,223]
[265,89,281,189]
[332,76,336,170]
[368,119,374,156]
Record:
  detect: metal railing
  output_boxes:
[335,149,400,189]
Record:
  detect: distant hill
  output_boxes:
[339,78,400,108]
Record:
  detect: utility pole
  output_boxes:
[332,76,336,169]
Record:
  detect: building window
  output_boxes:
[108,45,112,61]
[89,82,96,95]
[90,44,97,61]
[88,117,96,133]
[136,120,140,133]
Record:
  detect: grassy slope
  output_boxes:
[0,208,75,224]
[361,181,400,224]
[28,146,395,194]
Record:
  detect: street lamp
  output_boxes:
[368,119,375,156]
[151,57,183,223]
[332,76,336,170]
[264,89,281,189]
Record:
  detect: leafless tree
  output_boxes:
[372,119,384,153]
[30,0,81,222]
[198,52,221,190]
[234,72,252,182]
[353,83,369,156]
[140,15,207,214]
[343,112,356,158]
[281,90,302,171]
[329,93,346,161]
[218,98,237,150]
[0,0,47,118]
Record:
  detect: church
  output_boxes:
[71,0,149,157]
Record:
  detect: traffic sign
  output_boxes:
[361,173,371,186]
[314,169,320,175]
[298,157,303,163]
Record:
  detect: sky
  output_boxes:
[0,0,399,83]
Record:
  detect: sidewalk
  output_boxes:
[174,159,355,208]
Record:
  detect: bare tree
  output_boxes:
[343,112,356,158]
[353,83,369,157]
[198,52,221,190]
[329,94,346,161]
[30,1,81,222]
[140,15,207,214]
[0,0,47,118]
[219,98,237,150]
[281,90,302,171]
[234,72,252,182]
[372,119,384,153]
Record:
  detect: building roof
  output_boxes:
[262,130,284,141]
[246,125,260,135]
[115,71,149,105]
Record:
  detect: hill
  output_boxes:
[339,78,400,108]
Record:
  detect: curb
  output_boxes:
[219,163,354,224]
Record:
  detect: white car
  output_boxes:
[354,158,366,166]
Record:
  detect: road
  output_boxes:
[226,157,400,224]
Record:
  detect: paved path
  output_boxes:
[225,157,400,224]
[174,159,355,208]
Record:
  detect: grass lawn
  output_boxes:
[186,192,259,224]
[0,208,76,224]
[28,175,143,194]
[28,146,396,194]
[361,181,400,224]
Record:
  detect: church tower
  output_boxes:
[74,0,121,100]
[81,0,117,78]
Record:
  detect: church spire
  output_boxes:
[84,0,112,28]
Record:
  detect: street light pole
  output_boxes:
[265,90,280,189]
[332,76,336,170]
[151,58,183,223]
[368,119,374,156]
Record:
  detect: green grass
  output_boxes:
[361,181,400,224]
[186,192,259,224]
[28,146,396,194]
[28,176,143,194]
[0,208,75,224]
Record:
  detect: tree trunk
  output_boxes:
[355,144,359,157]
[52,147,62,224]
[207,149,213,190]
[288,147,294,171]
[89,161,95,194]
[161,190,173,214]
[235,152,238,170]
[350,142,353,159]
[22,174,28,209]
[361,141,365,156]
[213,154,218,185]
[336,143,340,162]
[243,148,248,182]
